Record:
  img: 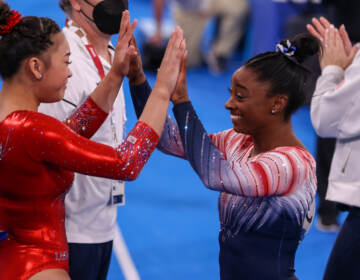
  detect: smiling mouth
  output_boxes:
[230,114,243,121]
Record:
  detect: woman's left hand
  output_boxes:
[320,25,358,70]
[171,52,189,104]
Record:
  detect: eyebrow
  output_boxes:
[235,83,249,92]
[65,52,71,57]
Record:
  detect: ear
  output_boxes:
[27,57,45,80]
[69,0,81,12]
[271,94,288,114]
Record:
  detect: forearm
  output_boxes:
[130,80,152,118]
[311,64,360,139]
[90,71,124,113]
[138,86,170,136]
[130,81,185,157]
[173,101,228,191]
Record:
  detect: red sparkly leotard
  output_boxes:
[0,97,159,279]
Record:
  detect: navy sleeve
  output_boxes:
[129,80,152,118]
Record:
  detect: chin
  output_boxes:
[233,126,251,135]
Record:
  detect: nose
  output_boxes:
[225,96,233,111]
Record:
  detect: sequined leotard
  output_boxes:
[130,82,316,280]
[0,97,159,279]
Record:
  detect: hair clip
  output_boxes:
[0,10,22,35]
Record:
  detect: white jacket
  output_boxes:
[311,51,360,207]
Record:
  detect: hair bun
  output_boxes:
[291,33,320,64]
[0,3,22,36]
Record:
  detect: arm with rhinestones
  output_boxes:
[64,96,108,139]
[173,102,313,196]
[24,114,159,181]
[130,80,186,158]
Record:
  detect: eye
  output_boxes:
[228,87,245,100]
[66,61,72,65]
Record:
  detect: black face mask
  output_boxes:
[81,0,128,35]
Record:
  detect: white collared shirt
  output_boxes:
[39,22,126,243]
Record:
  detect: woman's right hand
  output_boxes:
[110,10,138,80]
[153,27,186,100]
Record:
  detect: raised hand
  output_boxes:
[307,17,352,55]
[171,52,189,104]
[111,10,138,79]
[127,36,146,85]
[320,25,358,70]
[153,27,186,100]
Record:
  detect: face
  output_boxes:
[37,32,72,103]
[225,66,276,135]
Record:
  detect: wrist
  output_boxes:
[152,84,170,101]
[172,96,190,105]
[108,69,124,85]
[129,70,146,86]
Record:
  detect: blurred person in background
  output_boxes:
[151,0,248,72]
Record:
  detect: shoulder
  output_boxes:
[22,111,66,130]
[263,146,315,169]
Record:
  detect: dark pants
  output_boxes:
[68,241,113,280]
[316,137,338,221]
[323,208,360,280]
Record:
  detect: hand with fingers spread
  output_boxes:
[320,26,358,70]
[127,36,146,85]
[110,10,138,79]
[171,52,189,105]
[307,17,353,55]
[153,27,186,100]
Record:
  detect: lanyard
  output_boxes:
[66,19,107,80]
[85,44,106,80]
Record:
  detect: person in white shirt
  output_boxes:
[307,17,360,279]
[39,0,128,279]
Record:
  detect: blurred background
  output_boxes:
[2,0,353,279]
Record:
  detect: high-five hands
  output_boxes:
[153,27,186,100]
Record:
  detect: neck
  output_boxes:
[0,78,39,119]
[250,121,302,156]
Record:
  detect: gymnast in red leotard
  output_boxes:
[0,2,186,280]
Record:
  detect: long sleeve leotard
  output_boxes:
[130,82,316,280]
[0,97,159,280]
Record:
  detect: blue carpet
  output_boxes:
[3,1,343,279]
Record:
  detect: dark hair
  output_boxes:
[0,2,61,80]
[59,0,72,15]
[244,33,320,120]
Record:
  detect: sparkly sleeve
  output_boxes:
[130,80,186,158]
[173,102,313,196]
[64,96,108,138]
[23,113,159,181]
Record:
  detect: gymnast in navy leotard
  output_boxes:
[128,33,320,279]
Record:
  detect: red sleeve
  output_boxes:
[23,112,159,181]
[64,97,108,138]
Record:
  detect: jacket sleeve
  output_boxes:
[23,113,159,181]
[311,53,360,139]
[130,80,186,158]
[173,102,312,196]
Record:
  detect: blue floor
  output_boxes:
[6,1,344,279]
